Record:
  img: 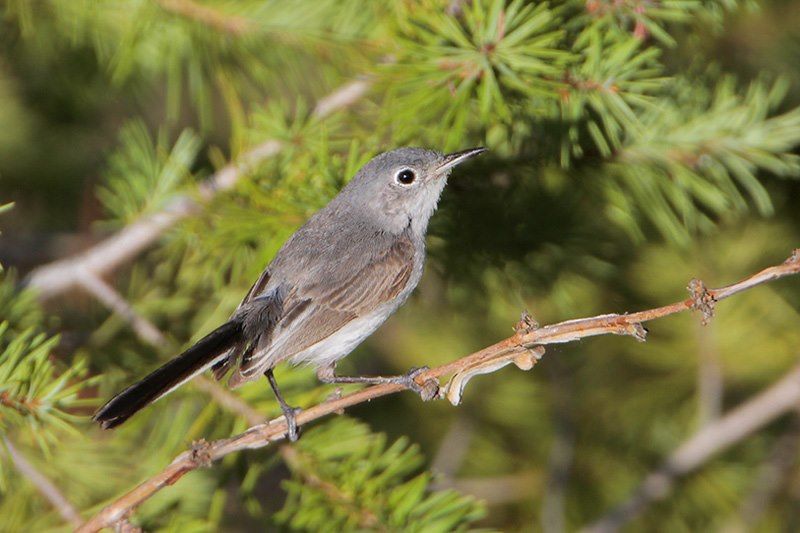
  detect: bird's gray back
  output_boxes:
[222,199,426,385]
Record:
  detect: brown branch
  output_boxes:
[3,437,83,528]
[24,78,371,301]
[76,249,800,532]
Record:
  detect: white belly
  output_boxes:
[287,306,392,368]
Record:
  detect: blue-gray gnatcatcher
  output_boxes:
[94,146,486,440]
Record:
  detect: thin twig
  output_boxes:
[440,472,540,505]
[24,78,371,300]
[155,0,253,35]
[541,360,575,533]
[3,437,83,528]
[77,249,800,532]
[430,416,474,480]
[695,320,723,426]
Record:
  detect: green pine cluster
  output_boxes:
[1,0,800,530]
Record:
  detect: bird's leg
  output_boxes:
[264,369,302,442]
[316,362,439,401]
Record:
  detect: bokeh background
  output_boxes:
[2,1,800,531]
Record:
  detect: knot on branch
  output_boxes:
[514,310,539,336]
[618,316,648,342]
[113,517,143,533]
[688,278,716,326]
[443,345,545,406]
[786,249,800,265]
[418,377,440,402]
[514,345,545,371]
[190,439,213,468]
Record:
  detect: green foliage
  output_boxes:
[97,121,202,223]
[606,76,800,243]
[276,418,485,532]
[0,284,94,455]
[388,0,570,147]
[2,0,800,531]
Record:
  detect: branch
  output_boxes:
[77,272,167,347]
[24,78,371,300]
[722,413,800,532]
[582,360,800,533]
[155,0,253,35]
[3,437,83,529]
[77,249,800,532]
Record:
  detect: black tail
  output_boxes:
[93,320,242,429]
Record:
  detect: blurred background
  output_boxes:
[1,1,800,531]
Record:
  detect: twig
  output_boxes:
[3,437,83,528]
[541,360,575,533]
[24,79,372,300]
[695,320,723,426]
[440,472,540,505]
[154,0,253,35]
[583,361,800,532]
[77,249,800,532]
[430,415,474,480]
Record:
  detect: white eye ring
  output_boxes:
[395,168,416,186]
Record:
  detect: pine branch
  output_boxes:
[279,444,384,530]
[77,249,800,532]
[23,78,371,300]
[3,437,83,529]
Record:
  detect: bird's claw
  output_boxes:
[284,406,302,442]
[396,366,439,401]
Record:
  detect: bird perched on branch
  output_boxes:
[94,147,486,440]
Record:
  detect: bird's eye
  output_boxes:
[396,169,416,185]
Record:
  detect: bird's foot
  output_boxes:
[393,366,439,401]
[281,405,303,442]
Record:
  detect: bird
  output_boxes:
[93,146,486,440]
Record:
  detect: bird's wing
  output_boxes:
[231,233,415,382]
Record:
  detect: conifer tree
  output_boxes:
[1,0,800,530]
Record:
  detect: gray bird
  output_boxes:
[94,146,486,440]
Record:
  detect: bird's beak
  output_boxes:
[435,147,487,174]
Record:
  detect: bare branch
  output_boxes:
[77,249,800,532]
[3,437,83,528]
[721,414,800,533]
[77,272,167,347]
[24,79,371,300]
[583,362,800,533]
